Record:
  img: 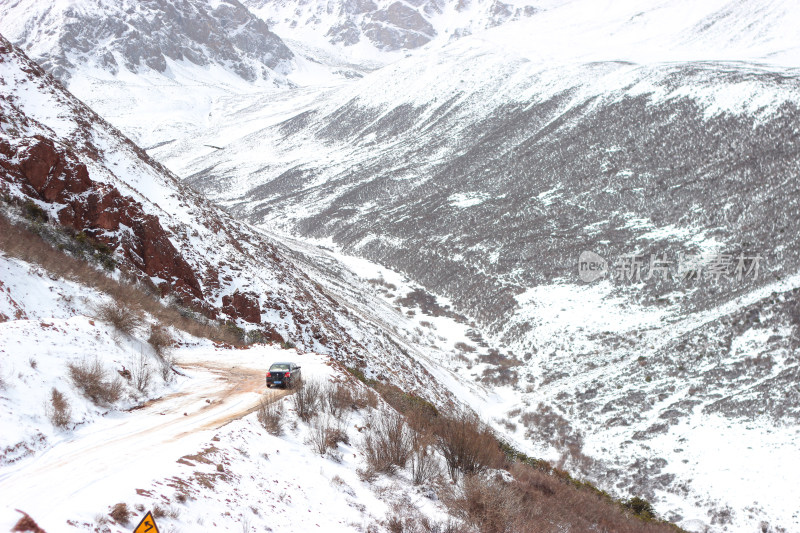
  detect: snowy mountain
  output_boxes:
[2,0,800,531]
[0,36,689,532]
[0,0,293,82]
[138,2,800,531]
[244,0,539,65]
[0,0,305,148]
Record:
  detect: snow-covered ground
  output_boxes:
[0,249,453,532]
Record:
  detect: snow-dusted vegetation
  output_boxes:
[1,1,799,532]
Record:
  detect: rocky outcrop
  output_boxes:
[2,0,293,83]
[362,2,436,50]
[222,290,262,324]
[0,135,204,305]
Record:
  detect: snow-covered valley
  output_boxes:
[1,1,800,532]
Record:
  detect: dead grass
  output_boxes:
[93,302,143,336]
[46,388,71,429]
[67,357,123,405]
[444,463,681,533]
[0,212,237,344]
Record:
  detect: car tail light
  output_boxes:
[267,372,271,377]
[285,372,291,377]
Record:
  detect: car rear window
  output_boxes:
[270,363,290,371]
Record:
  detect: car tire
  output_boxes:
[267,384,271,388]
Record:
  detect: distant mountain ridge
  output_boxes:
[245,0,539,55]
[0,0,294,82]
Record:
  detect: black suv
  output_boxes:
[266,362,302,389]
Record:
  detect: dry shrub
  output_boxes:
[152,504,179,520]
[446,463,679,533]
[94,302,143,337]
[131,353,153,393]
[67,357,123,405]
[454,342,476,353]
[521,404,588,470]
[385,494,456,533]
[47,388,71,429]
[448,474,521,533]
[433,408,503,481]
[410,432,440,486]
[148,325,174,358]
[479,350,522,387]
[257,396,284,436]
[352,386,379,410]
[361,409,414,474]
[109,503,130,524]
[322,381,354,417]
[307,416,348,455]
[159,354,175,382]
[292,378,321,423]
[11,510,46,532]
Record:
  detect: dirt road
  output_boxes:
[0,356,287,528]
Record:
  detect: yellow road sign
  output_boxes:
[133,511,160,533]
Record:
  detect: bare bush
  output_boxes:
[159,354,175,382]
[361,409,414,474]
[410,438,440,486]
[454,342,476,353]
[322,381,354,417]
[148,325,174,358]
[352,386,379,410]
[307,416,348,455]
[94,302,143,336]
[447,474,521,533]
[257,396,284,436]
[67,357,123,405]
[131,353,153,393]
[47,388,72,429]
[109,503,131,524]
[152,504,180,520]
[434,408,503,481]
[292,379,321,423]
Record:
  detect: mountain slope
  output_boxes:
[142,3,800,530]
[0,0,293,82]
[0,33,479,406]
